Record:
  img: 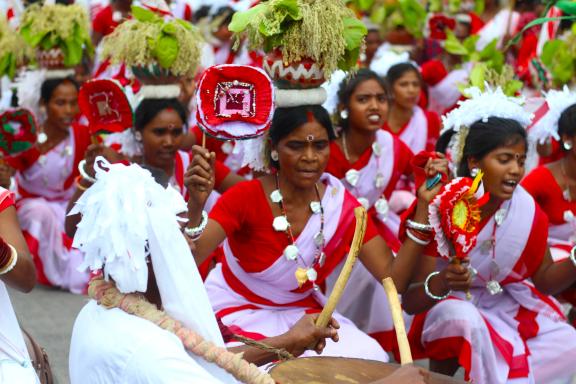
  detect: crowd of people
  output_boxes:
[1,0,576,383]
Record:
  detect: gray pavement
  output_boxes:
[8,285,87,384]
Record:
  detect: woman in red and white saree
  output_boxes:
[186,105,444,361]
[403,116,576,384]
[9,77,90,294]
[383,63,441,154]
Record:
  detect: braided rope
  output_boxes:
[88,278,275,384]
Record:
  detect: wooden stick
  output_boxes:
[315,206,367,328]
[202,131,206,148]
[382,277,413,365]
[505,0,517,37]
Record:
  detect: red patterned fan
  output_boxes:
[79,79,133,136]
[0,109,38,158]
[196,64,274,141]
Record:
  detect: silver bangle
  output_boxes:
[570,246,576,268]
[406,219,432,232]
[78,160,96,183]
[184,210,208,240]
[0,244,18,275]
[425,271,451,300]
[406,229,431,246]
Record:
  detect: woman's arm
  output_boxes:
[0,206,36,292]
[532,249,576,296]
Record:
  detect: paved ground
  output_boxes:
[9,285,87,384]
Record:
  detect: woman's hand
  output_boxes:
[185,145,216,214]
[282,314,340,357]
[417,153,450,205]
[438,258,472,293]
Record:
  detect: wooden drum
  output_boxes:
[269,357,465,384]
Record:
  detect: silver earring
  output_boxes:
[340,110,349,120]
[470,168,479,177]
[271,150,279,161]
[564,141,573,151]
[134,131,143,142]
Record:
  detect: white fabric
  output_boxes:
[427,64,471,115]
[476,9,520,50]
[0,283,39,384]
[70,158,236,383]
[529,86,576,144]
[400,105,428,154]
[69,301,227,384]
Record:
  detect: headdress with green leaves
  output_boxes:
[229,0,367,77]
[101,5,204,80]
[0,15,32,79]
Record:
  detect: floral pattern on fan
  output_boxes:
[0,109,38,157]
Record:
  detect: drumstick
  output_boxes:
[382,277,413,365]
[202,131,206,148]
[315,206,367,328]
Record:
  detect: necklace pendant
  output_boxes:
[310,201,321,214]
[313,283,320,291]
[270,189,283,203]
[313,232,324,247]
[357,197,369,209]
[486,280,503,295]
[564,188,572,202]
[37,132,47,144]
[564,210,575,223]
[372,142,382,157]
[221,141,234,155]
[480,239,494,254]
[374,173,385,188]
[494,208,507,226]
[64,145,72,156]
[284,244,299,261]
[295,267,308,287]
[345,169,360,187]
[318,252,326,267]
[272,215,289,232]
[374,198,389,218]
[38,155,47,165]
[306,268,318,282]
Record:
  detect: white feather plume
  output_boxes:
[529,86,576,144]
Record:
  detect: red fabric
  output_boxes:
[92,6,121,37]
[522,165,576,224]
[210,179,377,274]
[23,230,51,286]
[421,59,448,87]
[79,79,133,135]
[468,12,485,34]
[0,189,14,212]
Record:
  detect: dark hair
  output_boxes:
[558,104,576,149]
[436,117,527,177]
[134,98,188,132]
[337,68,389,130]
[40,77,79,104]
[268,105,335,168]
[386,62,421,86]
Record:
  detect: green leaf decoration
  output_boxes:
[153,34,179,69]
[132,6,162,23]
[506,15,576,48]
[429,0,443,12]
[343,17,368,50]
[469,63,487,88]
[474,0,485,14]
[557,0,576,16]
[448,0,461,14]
[445,31,468,56]
[370,6,387,24]
[229,3,266,33]
[541,39,575,85]
[398,0,427,38]
[162,23,177,35]
[63,39,83,67]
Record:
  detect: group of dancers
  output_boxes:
[1,0,576,383]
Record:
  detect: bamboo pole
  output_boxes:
[315,206,367,328]
[382,277,413,365]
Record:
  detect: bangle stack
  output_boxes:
[78,160,96,184]
[75,176,90,191]
[184,211,208,240]
[0,244,17,275]
[424,271,450,300]
[570,246,576,268]
[406,219,433,246]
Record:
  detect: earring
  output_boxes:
[470,168,480,177]
[134,131,143,142]
[271,150,279,161]
[340,109,349,120]
[564,141,573,151]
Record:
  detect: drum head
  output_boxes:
[269,357,465,384]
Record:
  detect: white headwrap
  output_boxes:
[529,86,576,144]
[369,44,417,78]
[442,86,533,170]
[70,157,235,382]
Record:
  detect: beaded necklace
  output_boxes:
[271,173,325,290]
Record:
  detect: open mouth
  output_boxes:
[367,114,381,123]
[502,179,518,192]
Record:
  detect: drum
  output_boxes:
[269,357,465,384]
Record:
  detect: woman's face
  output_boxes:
[275,120,330,190]
[470,139,527,201]
[392,70,421,109]
[141,108,184,171]
[44,81,78,132]
[347,79,388,133]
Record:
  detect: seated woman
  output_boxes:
[185,105,446,361]
[402,89,576,383]
[9,76,91,294]
[0,187,38,383]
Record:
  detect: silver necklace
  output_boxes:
[341,132,351,161]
